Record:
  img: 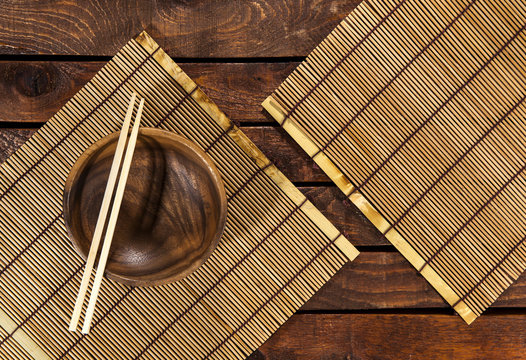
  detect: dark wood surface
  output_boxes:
[253,314,526,359]
[63,128,227,286]
[1,1,524,358]
[0,1,359,57]
[0,61,297,124]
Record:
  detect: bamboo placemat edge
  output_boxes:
[262,96,476,324]
[0,308,50,360]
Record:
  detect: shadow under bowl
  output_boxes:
[63,128,227,286]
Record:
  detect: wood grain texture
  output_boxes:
[183,62,299,124]
[301,186,384,246]
[243,126,330,182]
[0,61,295,123]
[251,314,526,359]
[0,61,103,123]
[1,4,524,358]
[303,252,526,311]
[0,1,359,57]
[0,129,30,163]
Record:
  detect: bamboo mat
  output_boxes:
[0,31,358,359]
[263,0,526,324]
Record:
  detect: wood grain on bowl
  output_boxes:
[63,128,227,286]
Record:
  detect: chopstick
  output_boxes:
[69,92,137,332]
[81,98,145,334]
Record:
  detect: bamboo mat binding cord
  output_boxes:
[0,31,358,359]
[263,0,526,324]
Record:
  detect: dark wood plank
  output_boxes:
[303,252,526,311]
[181,62,298,125]
[251,314,526,359]
[0,1,359,57]
[243,127,330,182]
[0,129,29,163]
[0,61,295,123]
[300,186,384,245]
[0,126,331,182]
[0,62,103,123]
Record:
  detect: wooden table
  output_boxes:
[1,1,525,358]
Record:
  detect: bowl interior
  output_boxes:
[64,128,227,286]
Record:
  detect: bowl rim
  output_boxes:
[63,127,227,286]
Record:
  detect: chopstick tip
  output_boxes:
[81,323,90,334]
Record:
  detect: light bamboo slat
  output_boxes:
[263,0,526,324]
[0,31,358,359]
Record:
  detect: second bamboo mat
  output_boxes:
[263,0,526,324]
[0,31,358,359]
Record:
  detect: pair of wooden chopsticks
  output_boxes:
[69,93,145,334]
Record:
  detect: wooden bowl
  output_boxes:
[63,128,227,286]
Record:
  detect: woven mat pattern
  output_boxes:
[263,0,525,323]
[0,32,357,359]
